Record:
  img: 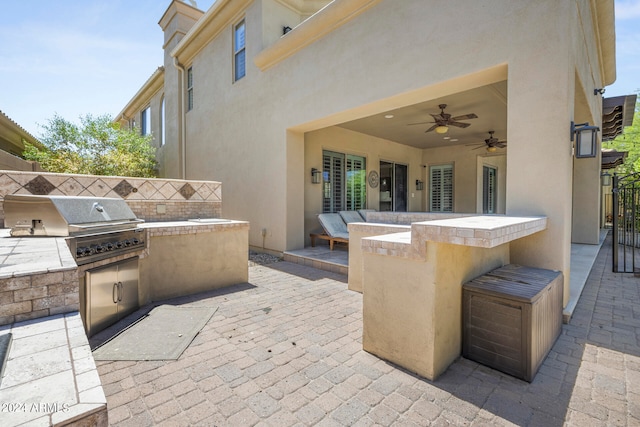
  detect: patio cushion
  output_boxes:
[339,211,365,224]
[358,209,376,221]
[318,213,350,239]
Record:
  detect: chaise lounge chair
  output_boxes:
[310,213,350,250]
[339,210,365,224]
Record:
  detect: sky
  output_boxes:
[0,0,638,139]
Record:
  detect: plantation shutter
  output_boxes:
[323,151,344,213]
[483,166,497,214]
[346,155,366,211]
[430,165,453,212]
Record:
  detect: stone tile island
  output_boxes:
[355,215,548,381]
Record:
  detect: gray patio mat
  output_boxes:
[92,305,217,361]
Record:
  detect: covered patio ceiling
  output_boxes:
[337,81,508,150]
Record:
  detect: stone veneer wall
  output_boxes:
[0,269,79,325]
[0,170,222,226]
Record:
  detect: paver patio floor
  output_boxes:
[95,237,640,426]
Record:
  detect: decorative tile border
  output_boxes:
[0,171,223,225]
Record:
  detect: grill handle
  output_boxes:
[112,283,118,304]
[117,282,123,302]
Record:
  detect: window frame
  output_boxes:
[186,67,194,111]
[429,164,454,212]
[482,165,497,214]
[141,105,151,136]
[160,96,165,146]
[233,19,246,82]
[322,150,366,213]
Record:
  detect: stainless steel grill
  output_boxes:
[3,194,145,265]
[3,194,146,336]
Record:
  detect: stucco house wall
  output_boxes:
[119,0,615,303]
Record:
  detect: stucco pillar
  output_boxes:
[286,130,305,250]
[505,32,574,306]
[159,1,203,179]
[572,152,602,244]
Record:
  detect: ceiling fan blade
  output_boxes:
[472,146,486,150]
[424,124,439,133]
[448,121,471,128]
[407,121,433,126]
[451,113,478,121]
[496,142,507,148]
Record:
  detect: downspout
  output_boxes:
[172,57,187,180]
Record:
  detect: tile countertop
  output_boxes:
[0,229,76,280]
[0,220,249,279]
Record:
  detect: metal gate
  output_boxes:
[612,172,640,273]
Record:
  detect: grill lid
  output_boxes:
[4,194,143,237]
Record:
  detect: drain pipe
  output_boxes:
[172,57,187,180]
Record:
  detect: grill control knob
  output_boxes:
[123,239,132,247]
[93,245,105,253]
[115,241,124,249]
[132,238,140,245]
[77,247,86,257]
[105,242,114,251]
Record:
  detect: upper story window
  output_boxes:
[234,20,246,81]
[160,96,165,146]
[141,106,151,136]
[187,67,194,111]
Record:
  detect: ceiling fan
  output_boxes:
[408,104,478,134]
[467,131,507,152]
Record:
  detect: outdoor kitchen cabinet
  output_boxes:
[85,257,139,336]
[462,264,563,382]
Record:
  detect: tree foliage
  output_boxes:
[23,114,157,177]
[602,98,640,175]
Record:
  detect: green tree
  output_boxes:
[23,114,157,177]
[602,98,640,175]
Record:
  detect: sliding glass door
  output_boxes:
[379,161,407,212]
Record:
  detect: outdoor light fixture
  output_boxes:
[601,171,612,187]
[571,121,600,158]
[435,125,448,134]
[594,88,606,96]
[283,26,292,35]
[311,168,322,184]
[416,179,424,191]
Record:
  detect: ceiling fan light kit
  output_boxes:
[435,125,449,134]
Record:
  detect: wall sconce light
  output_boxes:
[601,171,612,187]
[283,26,292,35]
[594,88,606,96]
[571,121,600,158]
[311,168,322,184]
[416,179,424,191]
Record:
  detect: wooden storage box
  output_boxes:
[462,264,563,382]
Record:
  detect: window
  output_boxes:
[187,67,193,111]
[234,20,246,81]
[483,165,497,214]
[141,106,151,136]
[322,151,366,213]
[429,164,453,212]
[160,97,165,146]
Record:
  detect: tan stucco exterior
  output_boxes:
[118,0,617,304]
[138,222,249,303]
[362,239,510,380]
[0,110,43,171]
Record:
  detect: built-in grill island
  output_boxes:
[4,194,146,336]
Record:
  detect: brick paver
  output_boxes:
[96,237,640,426]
